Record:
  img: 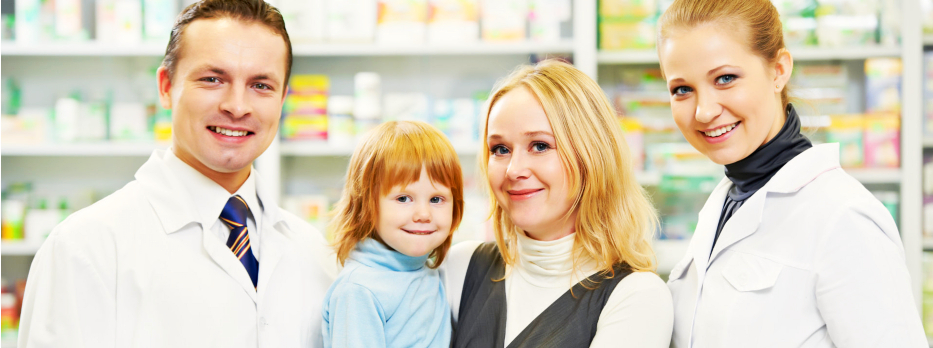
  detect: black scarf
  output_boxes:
[711,104,812,251]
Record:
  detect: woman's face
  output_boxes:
[659,24,790,165]
[486,87,577,241]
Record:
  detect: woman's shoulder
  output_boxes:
[613,271,671,301]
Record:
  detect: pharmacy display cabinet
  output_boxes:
[0,0,928,345]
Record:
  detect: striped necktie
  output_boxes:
[220,195,260,289]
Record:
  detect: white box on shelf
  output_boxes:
[326,0,377,42]
[143,0,177,42]
[277,0,326,43]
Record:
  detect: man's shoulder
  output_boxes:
[55,180,147,235]
[271,206,339,279]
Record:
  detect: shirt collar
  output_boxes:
[137,149,287,234]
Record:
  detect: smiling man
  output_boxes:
[17,1,337,347]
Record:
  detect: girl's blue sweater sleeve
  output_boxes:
[324,282,387,348]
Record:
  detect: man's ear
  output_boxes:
[773,48,793,92]
[157,66,173,110]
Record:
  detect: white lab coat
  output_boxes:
[18,150,339,348]
[668,143,927,348]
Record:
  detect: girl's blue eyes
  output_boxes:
[395,196,445,203]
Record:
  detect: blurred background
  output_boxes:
[0,0,931,345]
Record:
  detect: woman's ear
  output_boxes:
[773,48,794,92]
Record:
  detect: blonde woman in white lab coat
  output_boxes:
[656,0,927,347]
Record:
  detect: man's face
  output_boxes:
[158,18,288,180]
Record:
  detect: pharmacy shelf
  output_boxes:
[0,142,166,156]
[1,41,165,56]
[924,138,933,149]
[596,49,659,64]
[1,241,44,256]
[292,40,576,56]
[846,168,902,184]
[924,35,933,46]
[2,40,575,57]
[597,46,902,65]
[1,338,15,348]
[923,239,933,251]
[279,141,482,156]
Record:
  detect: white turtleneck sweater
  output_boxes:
[441,233,673,347]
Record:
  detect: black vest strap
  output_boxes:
[452,242,633,348]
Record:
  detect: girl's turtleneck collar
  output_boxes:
[514,232,596,287]
[348,237,429,272]
[724,104,813,201]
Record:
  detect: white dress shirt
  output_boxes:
[443,232,673,347]
[163,151,262,259]
[18,149,338,348]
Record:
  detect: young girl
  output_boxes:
[322,120,464,348]
[657,0,925,346]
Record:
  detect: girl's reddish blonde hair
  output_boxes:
[329,120,464,268]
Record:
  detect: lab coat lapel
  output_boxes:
[257,220,285,296]
[689,177,732,278]
[254,168,287,298]
[202,227,259,303]
[708,190,766,264]
[707,143,841,264]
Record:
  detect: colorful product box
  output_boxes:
[377,0,428,44]
[865,58,902,114]
[826,115,864,168]
[282,75,330,142]
[427,0,478,42]
[862,113,900,168]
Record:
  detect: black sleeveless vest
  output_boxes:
[452,242,633,348]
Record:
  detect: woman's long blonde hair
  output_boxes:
[330,121,464,268]
[481,59,658,277]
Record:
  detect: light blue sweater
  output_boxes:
[322,238,451,348]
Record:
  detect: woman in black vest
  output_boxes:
[442,59,673,348]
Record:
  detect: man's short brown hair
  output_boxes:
[161,0,293,83]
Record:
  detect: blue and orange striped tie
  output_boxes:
[220,195,259,289]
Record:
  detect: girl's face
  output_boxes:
[659,24,791,165]
[486,87,577,241]
[376,166,453,258]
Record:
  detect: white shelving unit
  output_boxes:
[597,46,903,64]
[1,241,44,256]
[2,41,575,57]
[1,142,167,157]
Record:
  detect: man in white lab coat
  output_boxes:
[17,1,338,347]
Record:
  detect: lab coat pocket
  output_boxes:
[722,253,782,292]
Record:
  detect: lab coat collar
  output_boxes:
[693,143,841,268]
[135,149,290,235]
